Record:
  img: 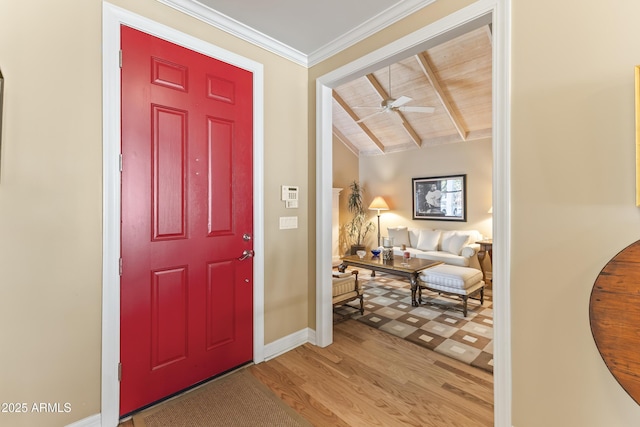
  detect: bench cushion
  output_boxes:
[419,264,483,292]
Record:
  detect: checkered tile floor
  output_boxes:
[334,269,494,373]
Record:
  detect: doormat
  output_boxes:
[132,368,312,427]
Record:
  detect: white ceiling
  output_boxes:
[159,0,436,66]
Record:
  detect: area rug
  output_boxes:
[132,368,312,427]
[334,269,494,373]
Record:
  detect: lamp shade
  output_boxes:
[369,196,390,211]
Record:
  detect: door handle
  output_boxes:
[238,249,255,261]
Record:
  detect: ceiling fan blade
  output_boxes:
[351,106,382,110]
[397,106,435,113]
[390,96,412,108]
[356,111,383,123]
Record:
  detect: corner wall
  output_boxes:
[332,136,360,256]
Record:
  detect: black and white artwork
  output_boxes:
[412,175,466,221]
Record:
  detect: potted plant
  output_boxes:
[344,180,375,255]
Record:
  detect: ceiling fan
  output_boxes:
[353,66,435,123]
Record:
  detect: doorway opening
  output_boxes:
[315,1,511,424]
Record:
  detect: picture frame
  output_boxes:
[412,174,466,221]
[0,67,3,165]
[636,66,640,206]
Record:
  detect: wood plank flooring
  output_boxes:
[119,319,493,426]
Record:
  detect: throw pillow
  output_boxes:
[442,233,469,255]
[416,229,441,251]
[387,227,410,247]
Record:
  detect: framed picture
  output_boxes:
[636,66,640,206]
[412,174,466,221]
[0,67,3,166]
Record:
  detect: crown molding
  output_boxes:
[307,0,437,67]
[155,0,308,66]
[156,0,437,68]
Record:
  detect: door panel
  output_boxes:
[153,106,187,239]
[151,267,188,370]
[120,26,254,416]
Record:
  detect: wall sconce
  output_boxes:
[369,196,389,247]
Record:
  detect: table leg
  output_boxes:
[477,247,487,283]
[410,273,419,307]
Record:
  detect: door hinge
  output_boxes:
[119,49,123,68]
[119,258,123,276]
[118,363,122,381]
[119,153,123,172]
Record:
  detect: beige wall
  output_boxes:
[358,139,493,250]
[332,137,359,257]
[0,0,308,425]
[0,1,103,426]
[510,0,640,425]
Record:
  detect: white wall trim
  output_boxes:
[491,1,512,426]
[65,414,101,427]
[155,0,307,66]
[155,0,436,67]
[315,0,512,425]
[306,0,437,67]
[263,328,316,361]
[102,3,265,426]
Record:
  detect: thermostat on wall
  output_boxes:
[281,185,299,208]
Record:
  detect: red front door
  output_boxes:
[119,26,254,416]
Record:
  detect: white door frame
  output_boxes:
[315,0,512,425]
[101,3,265,425]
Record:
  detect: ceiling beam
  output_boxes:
[483,24,493,46]
[415,52,468,141]
[332,126,359,157]
[365,74,422,147]
[332,90,385,153]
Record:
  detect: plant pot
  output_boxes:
[350,245,365,255]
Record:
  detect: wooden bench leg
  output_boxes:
[462,295,468,317]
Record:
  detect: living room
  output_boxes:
[332,122,494,364]
[333,136,493,257]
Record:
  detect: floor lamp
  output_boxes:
[368,196,389,247]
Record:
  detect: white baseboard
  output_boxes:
[263,327,315,360]
[65,413,101,427]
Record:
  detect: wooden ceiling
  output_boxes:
[332,25,492,156]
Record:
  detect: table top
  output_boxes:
[590,239,640,405]
[340,254,441,274]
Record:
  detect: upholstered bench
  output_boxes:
[417,264,484,317]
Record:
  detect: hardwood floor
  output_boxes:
[119,319,493,426]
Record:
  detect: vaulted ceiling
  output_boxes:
[161,1,492,157]
[332,25,493,156]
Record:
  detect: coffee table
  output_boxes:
[339,255,442,307]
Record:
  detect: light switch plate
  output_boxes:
[279,216,298,229]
